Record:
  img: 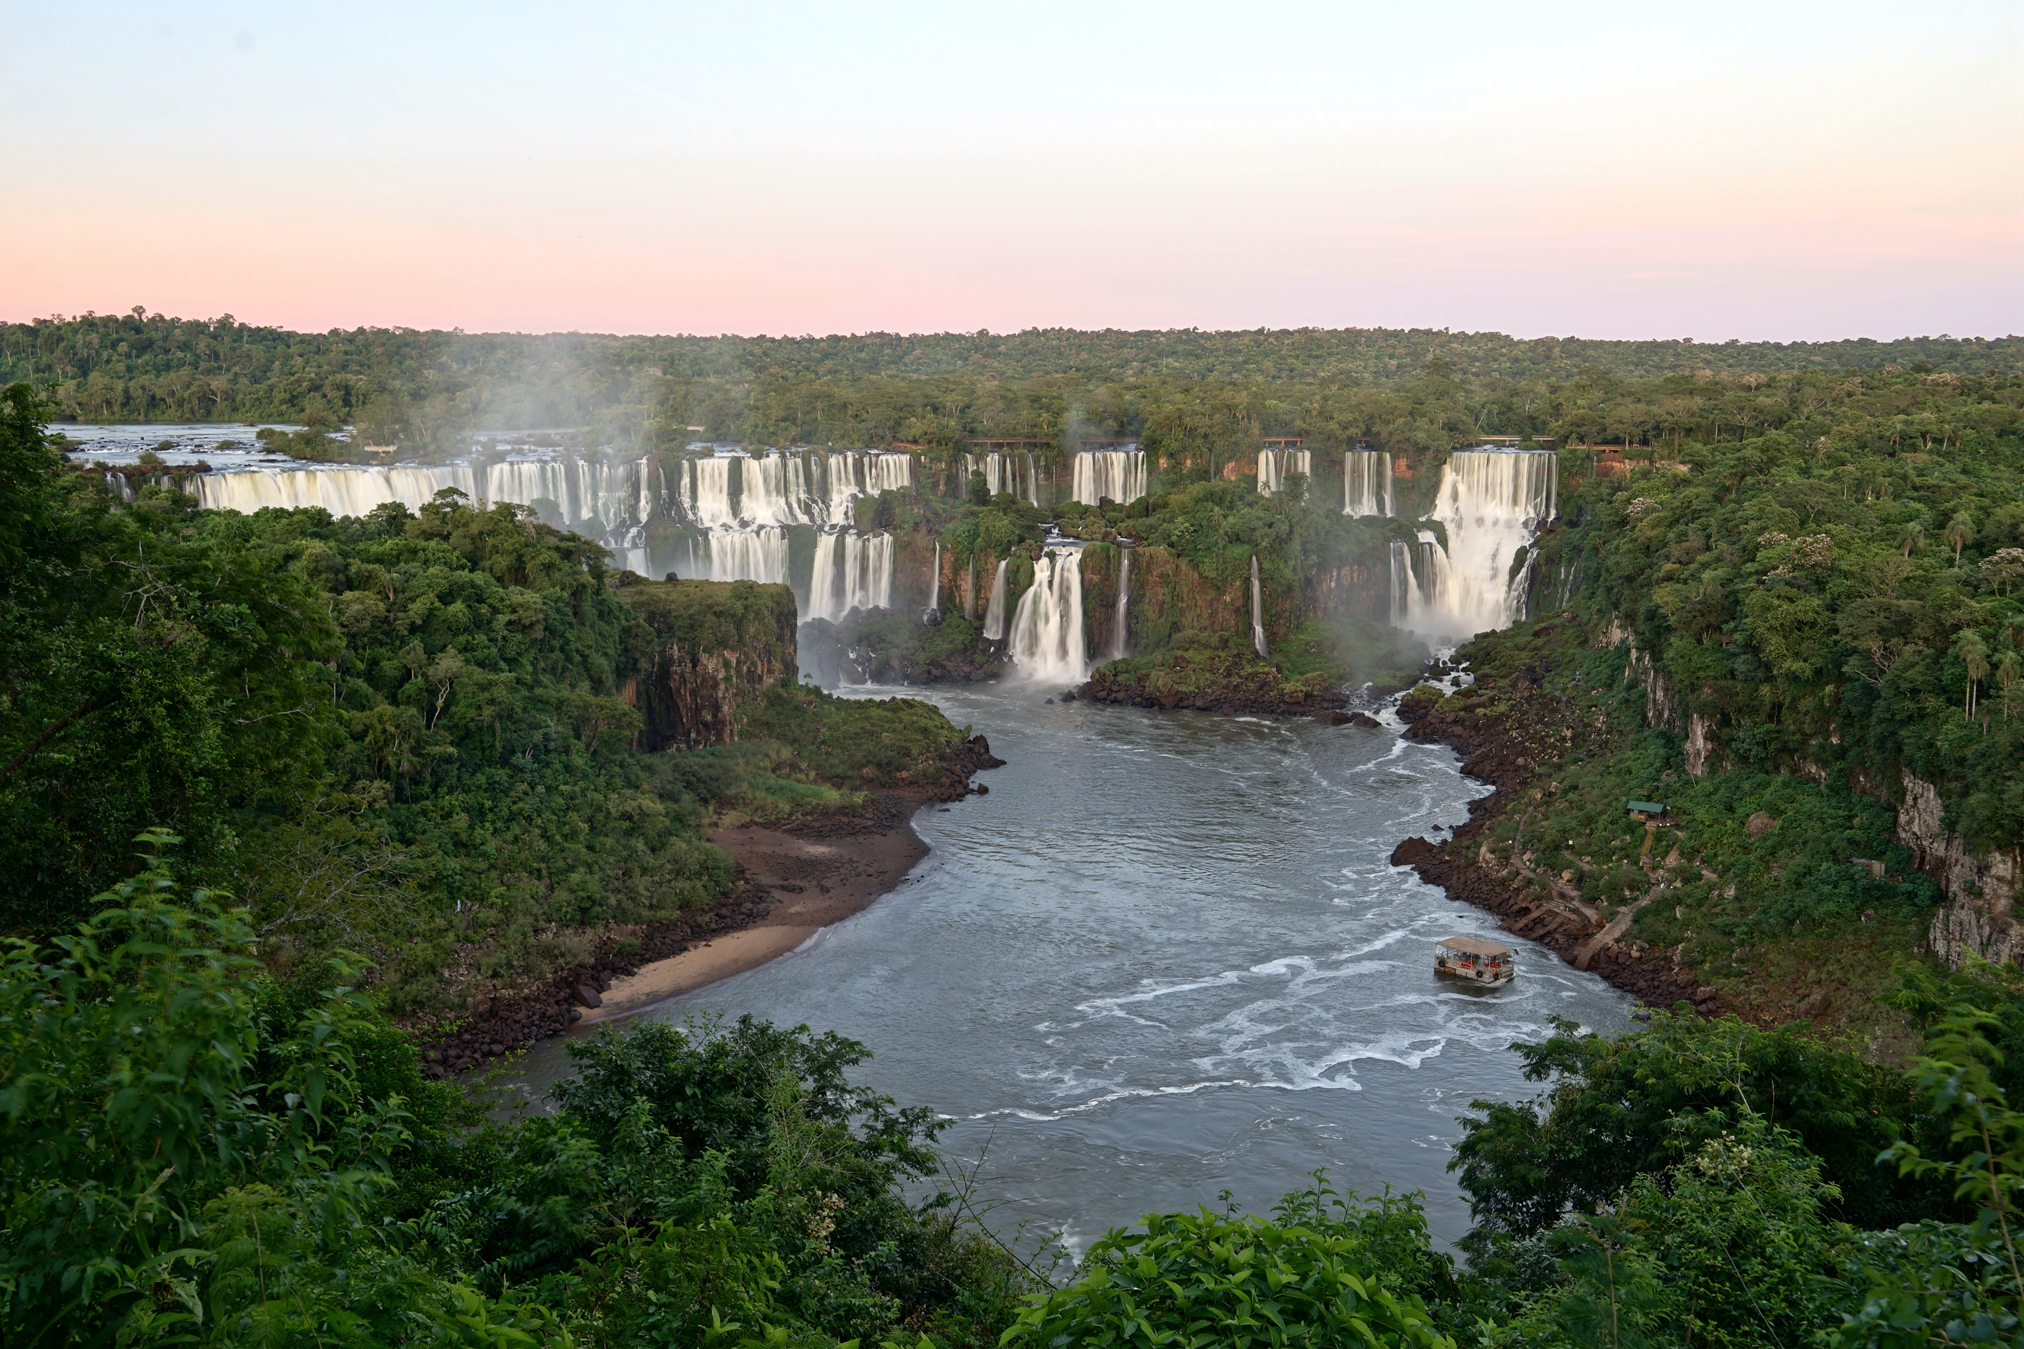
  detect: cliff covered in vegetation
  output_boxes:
[0,386,986,1024]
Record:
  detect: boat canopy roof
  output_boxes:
[1438,935,1513,958]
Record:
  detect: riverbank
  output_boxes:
[418,735,1005,1075]
[1388,660,1713,1017]
[1383,618,1933,1048]
[574,798,936,1028]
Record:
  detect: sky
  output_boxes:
[3,1,2020,341]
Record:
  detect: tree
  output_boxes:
[1949,510,1977,566]
[1959,631,1992,721]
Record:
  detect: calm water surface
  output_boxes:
[506,684,1631,1249]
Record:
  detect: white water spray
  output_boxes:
[1256,448,1312,496]
[1344,450,1393,517]
[673,527,793,587]
[1111,549,1132,661]
[965,451,1039,505]
[806,531,895,622]
[1008,550,1087,682]
[982,560,1010,640]
[1071,450,1146,507]
[1250,555,1269,659]
[1391,449,1557,638]
[927,539,941,617]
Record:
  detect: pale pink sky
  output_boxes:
[5,2,2019,340]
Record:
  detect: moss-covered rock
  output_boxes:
[1081,631,1350,718]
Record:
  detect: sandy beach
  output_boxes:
[575,810,933,1027]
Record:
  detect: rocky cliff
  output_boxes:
[619,579,800,750]
[1898,769,2024,969]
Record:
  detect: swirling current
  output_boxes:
[504,683,1631,1250]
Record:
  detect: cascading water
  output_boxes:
[982,560,1010,640]
[820,450,913,525]
[674,527,793,587]
[1071,450,1146,507]
[965,451,1038,505]
[1008,549,1087,682]
[172,443,913,598]
[926,540,942,618]
[1255,448,1312,496]
[737,454,810,526]
[1250,554,1269,659]
[806,532,896,622]
[1391,448,1557,638]
[1111,548,1132,661]
[1344,450,1393,517]
[188,455,668,572]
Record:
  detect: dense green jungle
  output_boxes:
[4,312,2024,1346]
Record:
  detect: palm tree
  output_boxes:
[1946,511,1976,567]
[1957,631,1991,721]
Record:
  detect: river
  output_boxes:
[502,681,1631,1252]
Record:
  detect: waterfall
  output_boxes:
[866,451,913,494]
[1071,450,1146,507]
[819,449,911,525]
[1344,450,1393,517]
[1249,555,1269,659]
[674,526,792,587]
[1008,550,1087,682]
[806,531,896,622]
[1111,549,1132,661]
[970,451,1029,502]
[964,554,977,621]
[736,453,810,526]
[1391,448,1556,638]
[825,452,862,524]
[186,455,665,561]
[982,560,1010,640]
[677,451,813,527]
[680,456,736,525]
[1256,448,1312,496]
[926,539,942,617]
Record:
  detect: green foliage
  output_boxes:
[1273,617,1429,691]
[1122,479,1396,592]
[1484,1122,1847,1349]
[2,389,340,931]
[0,838,570,1346]
[1090,630,1343,707]
[742,683,965,789]
[1450,1012,1943,1241]
[1002,1179,1456,1349]
[2,387,977,1008]
[1558,388,2024,851]
[0,864,1027,1347]
[8,312,2014,447]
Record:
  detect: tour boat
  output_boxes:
[1435,935,1515,987]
